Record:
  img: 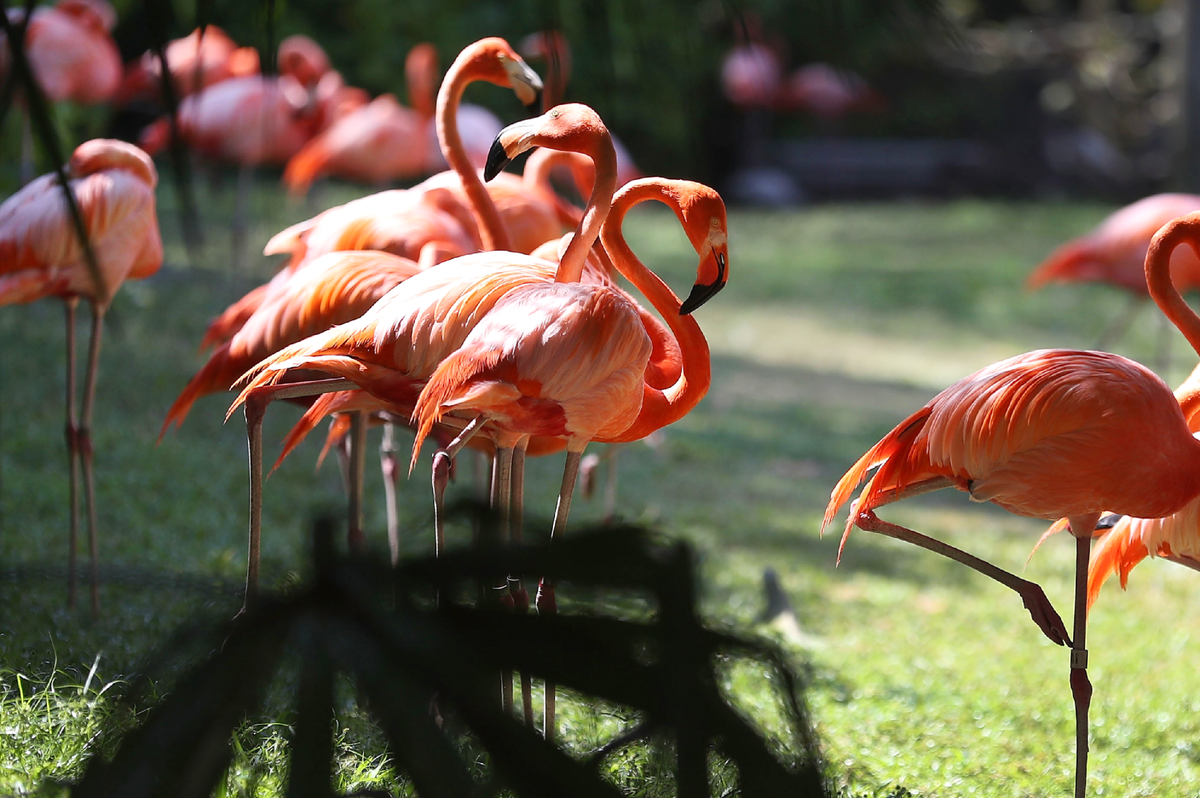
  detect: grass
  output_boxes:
[2,171,1199,796]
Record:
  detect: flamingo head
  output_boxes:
[454,37,543,111]
[485,103,611,182]
[70,139,158,188]
[672,181,729,314]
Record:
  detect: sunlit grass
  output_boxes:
[3,172,1199,795]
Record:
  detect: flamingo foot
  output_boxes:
[1018,581,1071,646]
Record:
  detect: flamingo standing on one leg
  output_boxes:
[1027,193,1200,366]
[0,139,162,614]
[1036,361,1200,609]
[823,211,1200,798]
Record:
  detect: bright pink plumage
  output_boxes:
[0,138,161,307]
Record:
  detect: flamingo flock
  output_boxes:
[5,11,1200,795]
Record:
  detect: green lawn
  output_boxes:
[3,175,1199,796]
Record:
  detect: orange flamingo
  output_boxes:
[1038,361,1200,610]
[264,37,548,274]
[408,174,727,739]
[1028,193,1200,356]
[116,25,260,105]
[282,44,439,196]
[160,250,421,582]
[0,139,162,614]
[823,212,1200,798]
[223,104,615,613]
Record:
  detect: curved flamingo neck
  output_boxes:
[555,132,617,283]
[437,46,508,251]
[598,181,711,442]
[1146,216,1200,358]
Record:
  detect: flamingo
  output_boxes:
[116,25,260,106]
[236,106,726,738]
[1037,361,1200,610]
[1,0,122,182]
[823,211,1200,798]
[0,139,162,614]
[264,37,549,273]
[281,44,439,196]
[1027,193,1200,360]
[222,104,615,612]
[160,250,421,580]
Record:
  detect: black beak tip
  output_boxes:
[484,138,512,182]
[679,280,725,315]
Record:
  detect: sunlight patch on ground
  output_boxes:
[701,303,1028,391]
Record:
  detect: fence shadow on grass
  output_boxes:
[71,507,833,798]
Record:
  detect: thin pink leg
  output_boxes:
[78,305,104,617]
[510,444,534,727]
[493,445,515,713]
[380,421,401,565]
[241,378,359,615]
[430,415,487,562]
[347,410,368,552]
[63,299,79,611]
[537,449,583,743]
[1067,514,1099,798]
[854,509,1071,646]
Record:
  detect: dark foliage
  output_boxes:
[71,512,832,797]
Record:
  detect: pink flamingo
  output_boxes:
[0,139,162,614]
[1028,193,1200,360]
[116,25,260,105]
[823,211,1200,798]
[2,0,121,181]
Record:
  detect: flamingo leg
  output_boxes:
[854,509,1072,646]
[492,445,515,713]
[347,410,368,552]
[380,420,402,565]
[537,449,583,743]
[509,443,534,728]
[430,415,487,559]
[78,305,104,617]
[1067,514,1099,798]
[241,377,359,614]
[63,298,80,611]
[602,444,620,525]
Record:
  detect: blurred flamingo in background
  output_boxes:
[519,30,643,189]
[824,211,1200,798]
[1028,193,1200,363]
[116,25,260,106]
[777,62,884,120]
[0,139,162,615]
[1,0,122,181]
[282,43,440,196]
[137,34,335,262]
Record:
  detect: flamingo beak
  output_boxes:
[501,55,544,108]
[484,138,512,182]
[680,250,727,315]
